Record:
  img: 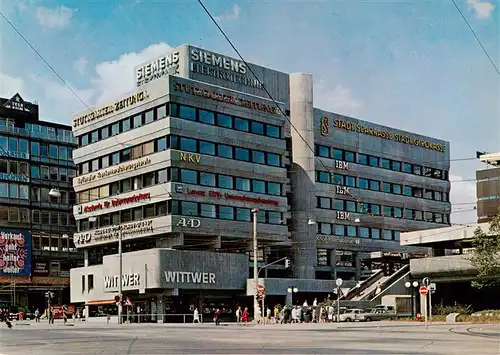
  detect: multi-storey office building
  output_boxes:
[476,152,500,223]
[69,45,449,319]
[0,94,79,312]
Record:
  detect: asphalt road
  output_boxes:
[0,321,499,354]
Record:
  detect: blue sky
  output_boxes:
[0,0,499,224]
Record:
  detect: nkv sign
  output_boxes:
[176,217,200,228]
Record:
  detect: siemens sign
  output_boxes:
[136,51,180,87]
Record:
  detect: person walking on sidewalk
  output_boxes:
[235,306,242,325]
[34,309,40,323]
[193,308,200,323]
[242,308,249,326]
[213,309,221,326]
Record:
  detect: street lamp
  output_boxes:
[287,287,298,305]
[335,278,343,323]
[48,188,61,198]
[251,208,260,323]
[354,218,361,223]
[405,281,419,318]
[307,219,316,225]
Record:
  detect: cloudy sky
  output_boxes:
[0,0,498,224]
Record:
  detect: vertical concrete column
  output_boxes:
[355,253,362,281]
[157,295,165,323]
[290,73,316,280]
[83,249,89,322]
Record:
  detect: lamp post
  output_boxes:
[335,278,343,323]
[251,208,260,323]
[405,281,419,318]
[287,287,298,306]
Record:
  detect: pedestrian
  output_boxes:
[296,306,302,323]
[235,306,241,324]
[242,307,249,326]
[291,306,297,323]
[0,308,13,329]
[273,305,279,324]
[213,309,221,326]
[193,308,200,323]
[266,307,271,325]
[34,309,40,323]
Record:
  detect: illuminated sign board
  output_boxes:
[72,91,149,128]
[189,48,262,89]
[320,116,329,136]
[77,193,151,214]
[316,235,361,246]
[180,152,201,164]
[184,188,280,206]
[331,119,445,153]
[136,51,180,87]
[173,82,279,115]
[75,158,151,185]
[74,219,154,247]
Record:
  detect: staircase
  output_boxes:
[342,269,384,300]
[353,265,410,301]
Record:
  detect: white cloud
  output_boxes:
[449,174,477,225]
[314,80,363,114]
[24,42,173,125]
[73,57,88,75]
[35,5,75,29]
[215,4,240,21]
[467,0,495,19]
[0,73,25,98]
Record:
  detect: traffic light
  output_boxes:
[285,258,290,269]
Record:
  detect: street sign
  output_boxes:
[422,277,431,286]
[429,283,436,292]
[125,298,132,306]
[419,286,429,296]
[257,284,265,295]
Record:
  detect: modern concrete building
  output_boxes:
[477,152,500,223]
[69,45,450,320]
[0,94,79,312]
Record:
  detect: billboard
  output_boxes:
[0,231,31,276]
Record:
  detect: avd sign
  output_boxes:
[176,217,201,228]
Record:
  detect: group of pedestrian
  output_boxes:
[234,306,250,325]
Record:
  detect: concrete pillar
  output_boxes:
[290,73,316,280]
[84,249,89,322]
[156,233,184,248]
[157,294,165,323]
[355,253,362,281]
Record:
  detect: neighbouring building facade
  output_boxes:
[477,152,500,223]
[0,94,80,312]
[69,45,450,320]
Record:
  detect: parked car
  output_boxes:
[339,309,365,322]
[362,309,396,322]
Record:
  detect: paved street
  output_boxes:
[0,321,499,354]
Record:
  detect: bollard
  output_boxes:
[106,314,110,324]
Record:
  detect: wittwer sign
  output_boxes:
[164,270,216,284]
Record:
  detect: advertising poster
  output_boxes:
[0,231,31,276]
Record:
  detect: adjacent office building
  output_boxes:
[476,152,500,223]
[69,45,450,320]
[0,94,79,311]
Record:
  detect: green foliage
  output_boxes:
[470,210,500,288]
[432,303,472,316]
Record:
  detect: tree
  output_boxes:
[470,211,500,288]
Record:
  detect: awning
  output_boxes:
[85,300,115,306]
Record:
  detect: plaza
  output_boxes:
[0,321,498,354]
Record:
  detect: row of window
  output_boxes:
[0,136,29,156]
[78,169,167,204]
[316,196,450,224]
[31,141,74,161]
[0,206,75,226]
[315,170,449,203]
[32,187,76,205]
[80,136,165,174]
[317,222,401,241]
[25,123,76,144]
[171,135,282,167]
[31,165,77,182]
[78,102,281,148]
[172,200,282,225]
[173,168,282,196]
[78,201,168,231]
[170,103,281,138]
[315,145,448,181]
[79,133,283,175]
[0,182,29,200]
[0,159,29,176]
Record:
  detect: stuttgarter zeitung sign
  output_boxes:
[75,158,151,186]
[331,118,446,153]
[173,82,280,115]
[74,219,154,247]
[72,90,149,129]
